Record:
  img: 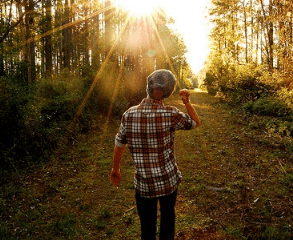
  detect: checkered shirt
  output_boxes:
[115,98,196,198]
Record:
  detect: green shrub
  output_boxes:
[0,76,31,170]
[242,97,292,119]
[253,97,290,117]
[0,75,85,170]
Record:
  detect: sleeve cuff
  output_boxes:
[191,120,196,129]
[115,140,127,148]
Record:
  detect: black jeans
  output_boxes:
[135,189,178,240]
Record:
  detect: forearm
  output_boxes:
[110,146,125,186]
[185,102,200,127]
[112,146,125,171]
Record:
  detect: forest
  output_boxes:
[204,0,293,152]
[0,0,193,171]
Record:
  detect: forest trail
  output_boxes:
[1,90,292,239]
[170,90,292,239]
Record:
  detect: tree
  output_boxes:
[43,0,53,79]
[24,0,37,83]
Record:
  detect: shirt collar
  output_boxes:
[140,97,164,106]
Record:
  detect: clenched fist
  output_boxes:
[111,168,122,186]
[179,89,190,104]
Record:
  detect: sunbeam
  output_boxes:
[64,13,132,139]
[95,58,126,160]
[10,4,115,50]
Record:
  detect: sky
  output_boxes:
[162,0,211,74]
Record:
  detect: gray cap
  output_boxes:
[147,69,176,99]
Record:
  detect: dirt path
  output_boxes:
[1,90,292,239]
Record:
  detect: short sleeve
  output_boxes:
[115,114,128,148]
[173,110,196,130]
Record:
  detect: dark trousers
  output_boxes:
[135,189,178,240]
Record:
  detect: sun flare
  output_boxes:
[115,0,159,17]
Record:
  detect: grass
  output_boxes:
[0,90,293,239]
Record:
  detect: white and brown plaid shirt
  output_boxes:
[115,97,196,198]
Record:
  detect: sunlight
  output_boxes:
[115,0,159,17]
[61,0,209,144]
[66,13,132,136]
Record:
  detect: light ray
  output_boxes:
[8,4,115,50]
[148,14,183,89]
[64,13,132,139]
[95,58,126,160]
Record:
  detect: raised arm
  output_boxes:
[179,89,201,127]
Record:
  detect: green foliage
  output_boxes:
[0,68,130,171]
[204,59,273,102]
[0,76,31,170]
[277,88,293,109]
[242,97,292,118]
[204,72,217,96]
[204,53,293,142]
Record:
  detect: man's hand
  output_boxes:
[110,168,122,186]
[110,146,125,187]
[179,89,201,127]
[179,89,190,104]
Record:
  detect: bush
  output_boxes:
[0,76,31,169]
[0,75,85,170]
[0,70,131,171]
[204,62,273,103]
[247,97,291,117]
[243,97,293,119]
[203,72,218,96]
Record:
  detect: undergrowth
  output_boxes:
[0,70,129,173]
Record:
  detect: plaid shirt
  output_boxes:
[115,98,196,198]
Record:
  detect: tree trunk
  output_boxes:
[243,1,248,63]
[268,0,274,69]
[63,0,71,70]
[84,6,89,65]
[25,0,36,84]
[105,0,114,58]
[44,0,53,79]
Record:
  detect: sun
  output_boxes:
[115,0,160,17]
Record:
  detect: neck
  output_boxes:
[152,89,163,100]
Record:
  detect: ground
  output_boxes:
[0,90,292,239]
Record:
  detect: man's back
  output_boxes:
[115,97,195,198]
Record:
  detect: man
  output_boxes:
[110,69,200,240]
